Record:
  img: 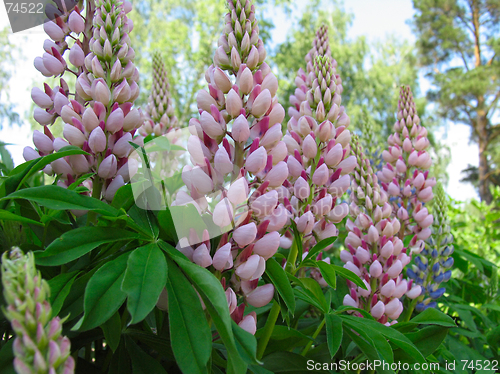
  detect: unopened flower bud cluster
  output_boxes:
[407,183,453,311]
[341,137,422,324]
[2,248,74,374]
[172,0,287,335]
[377,86,436,252]
[26,0,142,202]
[140,51,178,136]
[281,25,352,260]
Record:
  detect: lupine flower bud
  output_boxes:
[2,248,75,374]
[407,184,453,311]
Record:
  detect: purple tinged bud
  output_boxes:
[69,43,85,67]
[294,177,310,200]
[193,244,212,268]
[213,197,234,227]
[23,146,40,161]
[324,143,343,167]
[238,313,257,335]
[369,260,382,277]
[239,67,253,95]
[226,89,243,118]
[42,53,64,76]
[213,243,233,271]
[53,92,69,115]
[69,154,89,174]
[31,87,53,108]
[68,11,85,33]
[296,211,315,234]
[52,158,73,175]
[406,285,422,299]
[63,123,85,147]
[123,108,142,131]
[214,147,234,174]
[43,21,65,41]
[231,47,241,70]
[33,130,54,154]
[343,294,358,308]
[34,56,52,77]
[106,108,124,134]
[214,67,232,93]
[113,133,133,158]
[105,175,125,201]
[246,284,274,308]
[371,301,385,319]
[252,89,272,118]
[246,146,267,174]
[380,279,396,297]
[48,340,61,366]
[200,110,224,138]
[232,114,250,142]
[233,222,257,247]
[197,89,217,112]
[227,177,249,205]
[344,261,361,277]
[338,155,357,175]
[98,154,118,179]
[246,45,259,69]
[302,134,317,159]
[94,80,111,106]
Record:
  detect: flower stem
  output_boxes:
[402,298,418,322]
[285,231,301,274]
[301,317,326,356]
[256,301,281,360]
[87,177,103,225]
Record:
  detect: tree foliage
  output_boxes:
[412,0,500,203]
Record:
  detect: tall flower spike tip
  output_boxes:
[407,183,453,311]
[140,51,178,136]
[27,0,140,202]
[176,0,288,334]
[2,248,75,374]
[282,25,352,265]
[341,135,416,324]
[377,86,436,269]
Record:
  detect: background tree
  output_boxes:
[412,0,500,203]
[272,0,449,178]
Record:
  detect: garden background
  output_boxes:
[0,0,499,373]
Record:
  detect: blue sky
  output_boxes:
[0,0,479,201]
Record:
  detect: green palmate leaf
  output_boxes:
[344,328,395,374]
[101,310,122,353]
[157,209,178,243]
[330,264,367,290]
[0,147,89,208]
[325,313,342,358]
[111,184,136,211]
[160,241,247,374]
[316,261,336,290]
[122,243,167,325]
[0,209,44,226]
[296,277,328,313]
[77,252,130,331]
[409,307,456,327]
[4,185,119,216]
[48,271,79,316]
[35,227,141,266]
[403,325,448,357]
[341,315,426,364]
[232,320,260,365]
[304,236,337,261]
[165,256,211,374]
[341,316,394,365]
[264,257,295,313]
[126,336,168,374]
[128,205,159,239]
